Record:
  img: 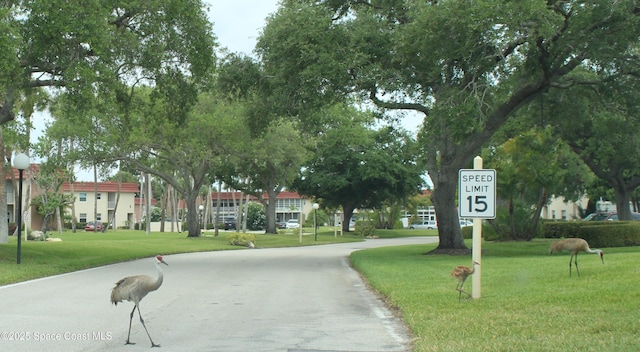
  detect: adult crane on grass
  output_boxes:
[111,255,169,347]
[451,260,479,301]
[549,238,603,277]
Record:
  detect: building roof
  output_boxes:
[135,197,158,206]
[61,181,140,193]
[6,163,39,179]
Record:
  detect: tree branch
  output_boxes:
[368,88,429,115]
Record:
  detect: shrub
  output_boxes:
[462,223,500,241]
[354,220,376,237]
[542,220,640,248]
[541,221,583,239]
[246,203,265,230]
[579,222,640,248]
[226,233,256,247]
[462,226,472,239]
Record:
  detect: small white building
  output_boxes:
[540,195,588,220]
[61,181,139,229]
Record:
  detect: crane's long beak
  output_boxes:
[160,259,169,266]
[600,253,604,264]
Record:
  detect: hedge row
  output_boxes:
[541,221,640,248]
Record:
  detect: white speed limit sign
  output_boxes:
[459,169,496,219]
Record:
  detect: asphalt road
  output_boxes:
[0,236,437,352]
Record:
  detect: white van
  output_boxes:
[409,220,437,229]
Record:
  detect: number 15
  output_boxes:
[466,195,487,213]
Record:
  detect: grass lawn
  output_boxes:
[0,227,371,286]
[350,237,640,352]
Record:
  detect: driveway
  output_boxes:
[0,236,437,352]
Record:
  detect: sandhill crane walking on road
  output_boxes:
[549,238,603,277]
[111,255,168,347]
[451,260,479,301]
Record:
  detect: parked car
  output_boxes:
[459,219,473,227]
[409,220,438,229]
[223,218,236,230]
[277,221,287,229]
[85,221,104,232]
[286,219,300,229]
[584,212,640,221]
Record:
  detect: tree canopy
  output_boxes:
[1,0,215,125]
[293,104,424,232]
[548,75,640,220]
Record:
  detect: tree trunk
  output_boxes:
[207,185,213,230]
[214,181,221,237]
[69,154,77,233]
[525,188,548,241]
[145,173,151,235]
[160,182,167,232]
[0,129,7,244]
[430,169,467,253]
[185,192,201,237]
[93,164,98,228]
[613,184,632,221]
[107,179,122,232]
[265,188,278,234]
[231,184,239,232]
[342,202,356,233]
[55,207,62,234]
[242,192,249,232]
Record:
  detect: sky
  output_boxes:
[33,0,423,180]
[206,0,280,56]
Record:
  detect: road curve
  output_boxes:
[0,236,437,352]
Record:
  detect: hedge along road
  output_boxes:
[0,236,438,352]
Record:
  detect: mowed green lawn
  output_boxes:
[350,238,640,352]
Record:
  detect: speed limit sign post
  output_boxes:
[459,156,496,299]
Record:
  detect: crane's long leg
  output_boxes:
[456,281,471,302]
[136,305,160,348]
[568,254,573,277]
[126,305,137,345]
[574,253,580,277]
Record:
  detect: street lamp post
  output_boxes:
[312,203,319,241]
[198,204,204,231]
[13,153,30,265]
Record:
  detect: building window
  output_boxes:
[97,193,102,200]
[79,213,87,222]
[97,213,102,221]
[79,193,87,202]
[561,210,567,220]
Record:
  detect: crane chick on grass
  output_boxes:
[549,238,603,277]
[451,260,479,301]
[111,255,168,347]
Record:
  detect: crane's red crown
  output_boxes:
[156,255,163,261]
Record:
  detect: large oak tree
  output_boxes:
[256,0,640,252]
[1,0,215,239]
